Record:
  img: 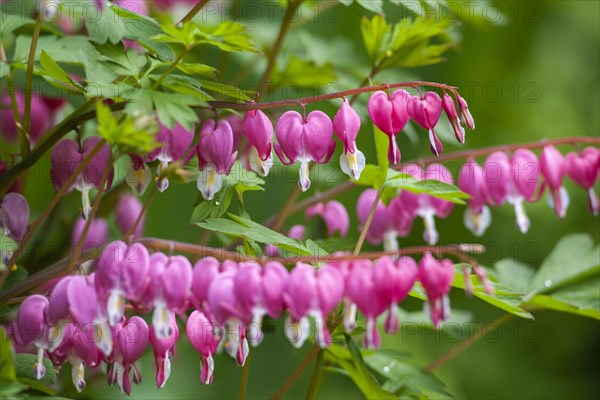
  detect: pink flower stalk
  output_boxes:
[47,274,113,355]
[441,92,465,144]
[306,200,350,238]
[14,295,51,379]
[333,98,365,179]
[139,253,192,339]
[0,90,52,144]
[233,261,289,346]
[283,263,344,348]
[367,89,411,164]
[407,91,444,156]
[376,256,418,334]
[96,241,150,326]
[565,147,600,215]
[50,137,114,219]
[457,95,475,130]
[274,110,336,191]
[540,145,569,218]
[484,150,540,233]
[147,123,194,192]
[0,192,30,241]
[207,271,250,366]
[243,108,274,176]
[458,159,491,236]
[115,194,144,238]
[149,312,179,388]
[186,310,221,385]
[196,119,238,200]
[264,225,305,257]
[107,316,149,395]
[418,253,455,328]
[72,216,108,251]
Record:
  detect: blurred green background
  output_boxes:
[13,0,600,398]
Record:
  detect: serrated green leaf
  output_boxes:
[197,80,253,102]
[196,21,259,53]
[494,259,535,295]
[85,4,126,44]
[529,234,600,294]
[272,55,336,87]
[128,89,204,131]
[176,63,218,78]
[96,101,158,154]
[361,15,391,63]
[364,350,452,398]
[524,277,600,320]
[38,50,84,92]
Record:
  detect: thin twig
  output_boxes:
[124,184,157,240]
[178,0,211,26]
[239,352,251,400]
[306,348,325,399]
[208,81,456,111]
[256,0,305,101]
[24,13,43,135]
[353,186,383,256]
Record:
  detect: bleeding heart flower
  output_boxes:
[96,241,150,326]
[186,310,221,385]
[150,312,179,389]
[50,137,114,219]
[408,91,443,156]
[0,192,29,241]
[243,108,274,177]
[196,119,238,200]
[233,261,288,346]
[367,89,411,164]
[274,110,336,191]
[191,257,238,310]
[147,123,194,192]
[0,91,52,144]
[457,94,475,130]
[459,159,491,236]
[565,147,600,215]
[108,316,149,395]
[72,216,108,252]
[333,98,365,179]
[418,253,454,328]
[306,200,350,238]
[139,253,192,339]
[540,145,569,218]
[14,295,51,379]
[442,92,465,144]
[116,194,144,239]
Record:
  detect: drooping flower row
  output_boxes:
[33,87,474,216]
[356,146,600,248]
[7,243,474,395]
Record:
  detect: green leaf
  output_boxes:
[452,270,534,319]
[96,101,159,154]
[356,0,384,13]
[0,14,35,38]
[17,376,57,396]
[363,350,452,398]
[524,278,600,320]
[175,63,218,78]
[195,214,323,256]
[38,51,84,93]
[197,80,253,102]
[15,354,56,385]
[332,335,396,399]
[529,233,600,294]
[85,3,126,44]
[128,89,205,131]
[0,327,17,384]
[272,55,336,87]
[494,259,535,295]
[195,21,259,53]
[373,125,390,183]
[387,176,469,204]
[361,15,391,63]
[98,46,147,78]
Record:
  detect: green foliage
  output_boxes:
[14,354,56,385]
[272,55,336,87]
[96,102,159,154]
[361,15,455,71]
[127,89,204,131]
[195,213,327,257]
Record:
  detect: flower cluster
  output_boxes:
[357,146,600,247]
[7,241,483,395]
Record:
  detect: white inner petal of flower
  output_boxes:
[107,290,125,326]
[197,166,223,200]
